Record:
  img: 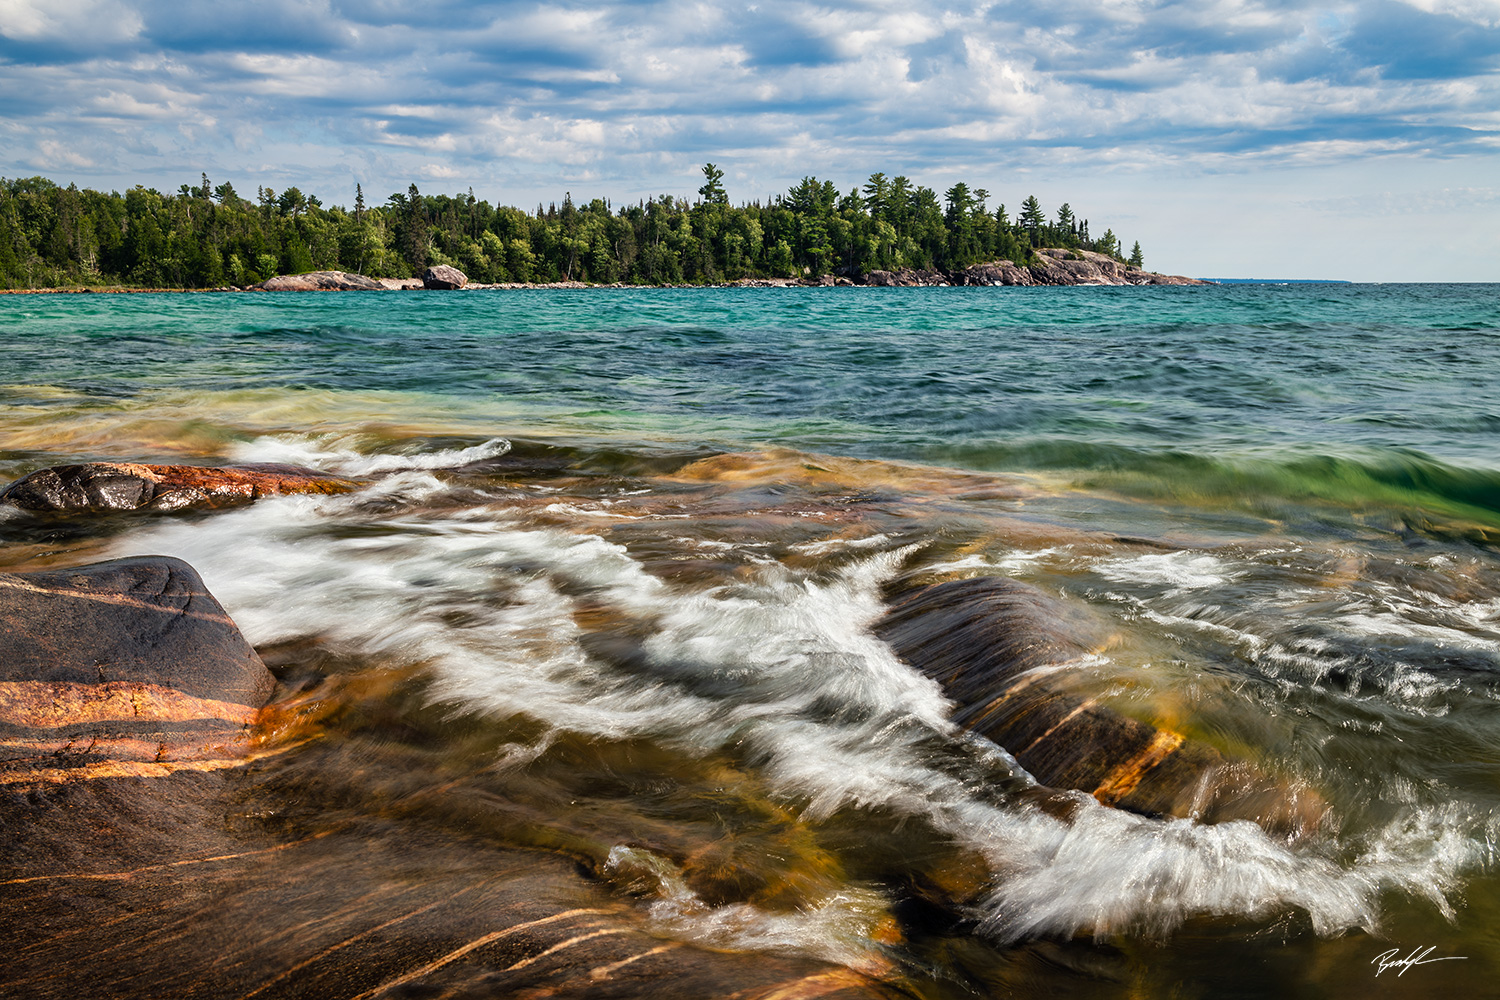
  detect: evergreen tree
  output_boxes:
[698,163,727,204]
[1019,195,1046,246]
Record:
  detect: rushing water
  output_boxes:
[4,284,1500,996]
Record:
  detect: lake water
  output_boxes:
[3,284,1499,997]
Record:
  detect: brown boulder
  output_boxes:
[0,556,273,787]
[254,270,384,291]
[877,576,1324,839]
[423,264,469,289]
[1,461,360,514]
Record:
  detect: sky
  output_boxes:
[1,0,1498,280]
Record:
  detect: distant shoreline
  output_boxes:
[0,251,1209,294]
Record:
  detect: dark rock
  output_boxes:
[1,461,360,514]
[423,264,469,289]
[877,576,1325,838]
[860,267,948,287]
[0,556,273,786]
[254,270,384,291]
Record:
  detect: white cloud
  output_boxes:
[0,0,1497,278]
[0,0,141,44]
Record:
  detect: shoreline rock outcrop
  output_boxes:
[253,270,385,291]
[866,249,1206,287]
[1,462,361,514]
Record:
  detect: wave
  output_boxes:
[928,440,1500,535]
[106,471,1493,948]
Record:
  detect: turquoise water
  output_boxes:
[8,285,1498,460]
[4,284,1500,997]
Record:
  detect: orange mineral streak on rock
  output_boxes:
[0,680,260,729]
[1090,728,1187,806]
[0,749,285,788]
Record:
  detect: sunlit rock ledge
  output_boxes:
[867,249,1207,287]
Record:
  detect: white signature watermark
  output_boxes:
[1371,946,1467,977]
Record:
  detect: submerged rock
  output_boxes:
[877,576,1324,839]
[1,461,360,514]
[423,264,468,289]
[0,556,273,786]
[254,270,384,291]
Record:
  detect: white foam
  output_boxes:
[105,490,1491,952]
[229,433,512,476]
[604,845,892,974]
[1097,551,1236,593]
[789,533,893,556]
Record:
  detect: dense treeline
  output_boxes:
[0,165,1145,289]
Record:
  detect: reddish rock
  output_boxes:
[1,461,360,514]
[422,264,468,289]
[254,270,384,291]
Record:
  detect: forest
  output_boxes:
[0,165,1145,289]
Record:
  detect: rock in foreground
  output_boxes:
[254,270,385,291]
[1,461,360,514]
[423,264,468,289]
[878,576,1324,838]
[0,556,273,786]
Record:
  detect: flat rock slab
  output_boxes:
[0,556,273,785]
[1,461,360,514]
[255,271,385,291]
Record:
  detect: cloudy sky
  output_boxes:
[2,0,1497,280]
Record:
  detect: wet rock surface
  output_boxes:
[877,576,1324,838]
[1,461,360,514]
[0,639,908,1000]
[0,556,274,786]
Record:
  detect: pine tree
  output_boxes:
[1129,241,1143,268]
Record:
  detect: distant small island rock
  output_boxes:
[422,265,468,289]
